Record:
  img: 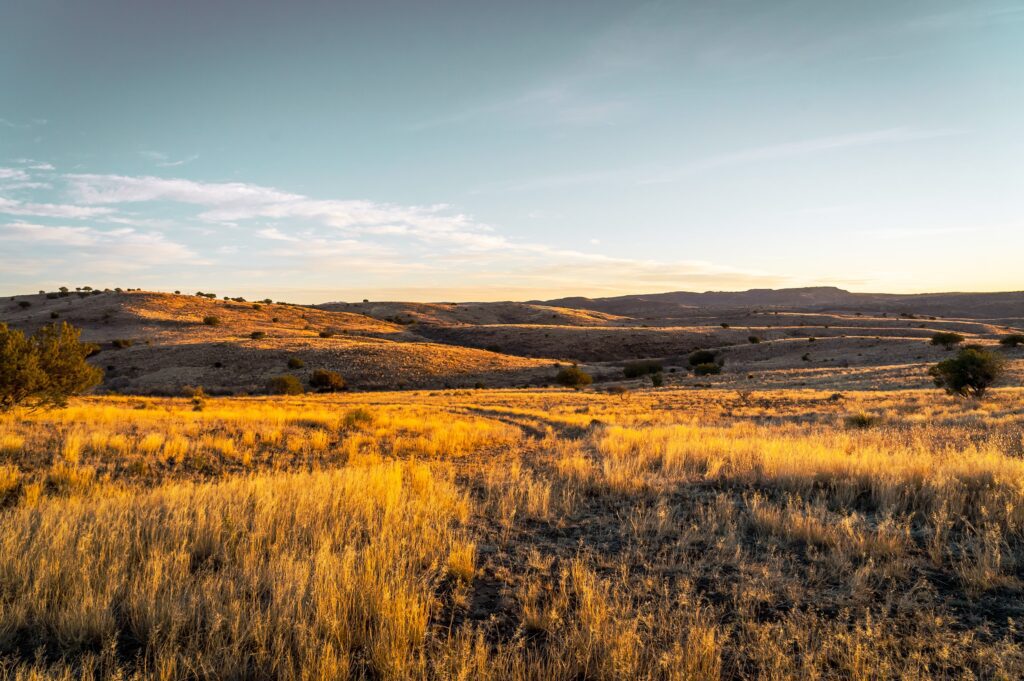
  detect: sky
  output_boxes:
[1,0,1022,303]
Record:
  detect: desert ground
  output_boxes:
[1,287,1023,679]
[2,288,1022,395]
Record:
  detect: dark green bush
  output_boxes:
[748,336,761,344]
[111,339,133,349]
[309,369,345,392]
[0,322,103,411]
[555,366,592,388]
[266,375,304,395]
[688,350,717,366]
[203,316,221,326]
[17,301,30,309]
[929,347,1004,398]
[250,331,266,340]
[623,360,663,378]
[650,372,664,387]
[693,363,721,376]
[999,334,1024,348]
[930,332,964,349]
[319,330,335,338]
[287,357,305,369]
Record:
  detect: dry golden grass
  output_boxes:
[1,387,1023,679]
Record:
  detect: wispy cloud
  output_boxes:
[641,127,962,184]
[139,150,200,168]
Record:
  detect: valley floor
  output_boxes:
[1,387,1023,679]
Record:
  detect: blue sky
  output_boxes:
[1,0,1022,302]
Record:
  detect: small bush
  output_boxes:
[50,312,59,319]
[343,407,374,429]
[930,332,964,349]
[555,366,592,388]
[318,330,335,338]
[650,372,664,387]
[720,323,730,329]
[266,375,304,395]
[623,360,663,378]
[111,339,133,349]
[999,333,1024,348]
[287,357,305,369]
[693,363,721,376]
[748,336,761,344]
[929,347,1004,398]
[17,301,30,309]
[250,331,266,340]
[688,350,717,366]
[845,412,880,429]
[309,369,345,392]
[203,316,221,326]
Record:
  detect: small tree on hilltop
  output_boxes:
[929,347,1004,398]
[555,366,592,388]
[930,332,964,349]
[1,322,103,411]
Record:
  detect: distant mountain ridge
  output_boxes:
[539,287,1024,320]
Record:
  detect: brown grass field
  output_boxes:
[1,387,1023,679]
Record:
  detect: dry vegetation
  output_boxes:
[1,387,1023,679]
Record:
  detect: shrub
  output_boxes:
[623,360,663,378]
[693,363,721,376]
[203,316,221,326]
[0,322,103,411]
[343,407,374,429]
[650,372,664,387]
[929,347,1004,398]
[250,331,266,340]
[688,350,717,366]
[748,336,761,344]
[555,366,592,388]
[720,323,730,329]
[845,412,880,429]
[111,339,133,349]
[287,357,305,369]
[999,334,1024,348]
[318,331,335,338]
[50,312,59,319]
[309,369,345,392]
[930,332,964,349]
[266,375,303,395]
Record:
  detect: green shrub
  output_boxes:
[0,322,103,411]
[929,347,1004,398]
[650,372,664,387]
[930,332,964,349]
[623,360,663,378]
[693,363,721,376]
[266,375,304,395]
[287,357,305,369]
[318,330,335,338]
[688,350,717,366]
[720,323,730,329]
[309,369,345,392]
[999,334,1024,348]
[203,316,221,326]
[250,331,266,340]
[111,339,133,349]
[17,301,30,309]
[343,407,374,429]
[555,366,592,388]
[748,336,761,344]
